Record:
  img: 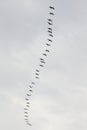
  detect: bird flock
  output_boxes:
[24,6,55,126]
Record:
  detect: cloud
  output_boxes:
[0,0,87,130]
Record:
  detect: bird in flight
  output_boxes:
[24,112,28,114]
[36,69,39,72]
[45,49,50,52]
[26,105,30,108]
[48,27,52,31]
[29,89,33,92]
[40,60,45,64]
[25,119,28,121]
[40,58,44,61]
[43,53,47,56]
[24,108,28,110]
[25,98,29,101]
[48,39,52,42]
[29,85,33,88]
[25,115,28,118]
[48,30,52,33]
[48,18,53,22]
[49,34,53,37]
[49,12,54,15]
[39,64,44,67]
[46,43,51,46]
[27,122,32,126]
[40,58,45,62]
[35,76,39,79]
[26,102,30,104]
[31,82,35,85]
[35,73,39,76]
[49,6,55,10]
[27,94,31,96]
[48,22,53,25]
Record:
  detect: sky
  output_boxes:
[0,0,87,130]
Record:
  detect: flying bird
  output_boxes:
[29,85,33,88]
[48,39,52,42]
[48,27,52,31]
[49,34,53,37]
[31,82,35,85]
[27,122,32,126]
[29,89,33,92]
[27,94,31,96]
[45,49,50,52]
[26,102,30,104]
[25,98,29,101]
[40,61,45,64]
[24,112,28,114]
[48,30,52,33]
[40,64,44,67]
[49,12,54,15]
[35,76,39,79]
[25,119,28,121]
[40,58,44,61]
[48,19,53,22]
[25,115,28,117]
[48,22,53,25]
[43,53,47,56]
[24,108,28,110]
[26,105,30,108]
[49,6,55,10]
[35,73,39,76]
[46,43,51,46]
[36,69,39,72]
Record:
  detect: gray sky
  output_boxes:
[0,0,87,130]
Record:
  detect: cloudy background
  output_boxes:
[0,0,87,130]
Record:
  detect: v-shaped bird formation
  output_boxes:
[24,6,55,126]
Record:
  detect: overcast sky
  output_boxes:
[0,0,87,130]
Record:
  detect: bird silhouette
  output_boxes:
[29,85,33,88]
[27,122,32,126]
[40,58,44,61]
[46,43,51,46]
[48,22,53,25]
[49,6,55,10]
[48,27,52,31]
[40,64,44,67]
[48,18,53,22]
[25,119,28,121]
[25,98,29,101]
[35,73,39,76]
[45,49,50,52]
[49,34,53,37]
[26,105,30,108]
[27,94,31,96]
[24,108,28,110]
[24,112,28,114]
[26,102,30,104]
[29,90,33,92]
[40,61,45,64]
[36,69,39,72]
[35,76,39,79]
[31,82,35,85]
[48,39,52,42]
[43,53,47,56]
[25,115,28,118]
[48,30,52,33]
[49,12,54,15]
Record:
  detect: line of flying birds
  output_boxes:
[24,6,55,126]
